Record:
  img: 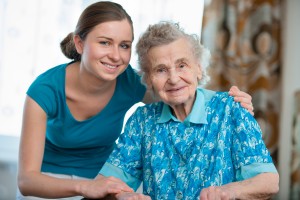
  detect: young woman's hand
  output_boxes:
[229,86,254,116]
[80,175,133,199]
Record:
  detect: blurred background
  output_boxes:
[0,0,299,199]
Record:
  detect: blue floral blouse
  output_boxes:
[100,88,277,200]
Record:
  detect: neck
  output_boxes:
[170,95,196,122]
[171,104,191,121]
[68,62,116,96]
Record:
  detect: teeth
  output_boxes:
[103,63,117,69]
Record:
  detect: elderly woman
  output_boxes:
[98,21,279,200]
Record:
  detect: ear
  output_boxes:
[73,35,83,54]
[144,73,153,90]
[196,64,202,81]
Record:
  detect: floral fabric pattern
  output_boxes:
[107,91,273,199]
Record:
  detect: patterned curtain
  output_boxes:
[201,0,282,167]
[291,91,300,199]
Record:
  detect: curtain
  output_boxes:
[201,0,282,167]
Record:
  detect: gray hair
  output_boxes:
[136,21,211,87]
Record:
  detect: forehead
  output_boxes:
[89,20,133,41]
[148,38,194,66]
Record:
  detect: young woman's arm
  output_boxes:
[17,96,131,198]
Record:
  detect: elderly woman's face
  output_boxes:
[147,38,202,107]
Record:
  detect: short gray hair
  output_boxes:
[136,21,211,87]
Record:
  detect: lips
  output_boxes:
[102,62,118,69]
[166,86,185,92]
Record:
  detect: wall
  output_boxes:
[279,0,300,199]
[0,135,19,200]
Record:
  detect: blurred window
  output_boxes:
[0,0,203,136]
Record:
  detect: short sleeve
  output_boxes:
[27,73,58,117]
[100,162,142,191]
[229,99,274,171]
[26,64,67,118]
[236,163,278,181]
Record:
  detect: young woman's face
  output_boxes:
[147,38,202,107]
[77,19,133,81]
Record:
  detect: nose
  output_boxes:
[167,68,180,84]
[108,46,121,61]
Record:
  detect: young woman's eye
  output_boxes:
[99,41,110,46]
[120,43,131,49]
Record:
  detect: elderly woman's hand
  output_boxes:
[229,86,254,116]
[199,186,235,200]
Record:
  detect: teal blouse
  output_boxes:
[27,62,146,178]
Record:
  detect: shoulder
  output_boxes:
[215,91,233,102]
[131,102,163,120]
[214,91,251,118]
[117,64,146,100]
[136,102,163,113]
[207,90,236,108]
[205,90,253,122]
[26,63,68,115]
[31,63,67,85]
[27,63,67,96]
[196,88,232,104]
[119,64,141,82]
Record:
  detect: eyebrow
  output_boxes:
[152,58,188,69]
[175,58,188,64]
[96,36,132,43]
[152,64,166,71]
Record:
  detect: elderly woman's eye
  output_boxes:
[156,68,166,73]
[179,64,186,68]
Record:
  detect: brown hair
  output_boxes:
[60,1,133,61]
